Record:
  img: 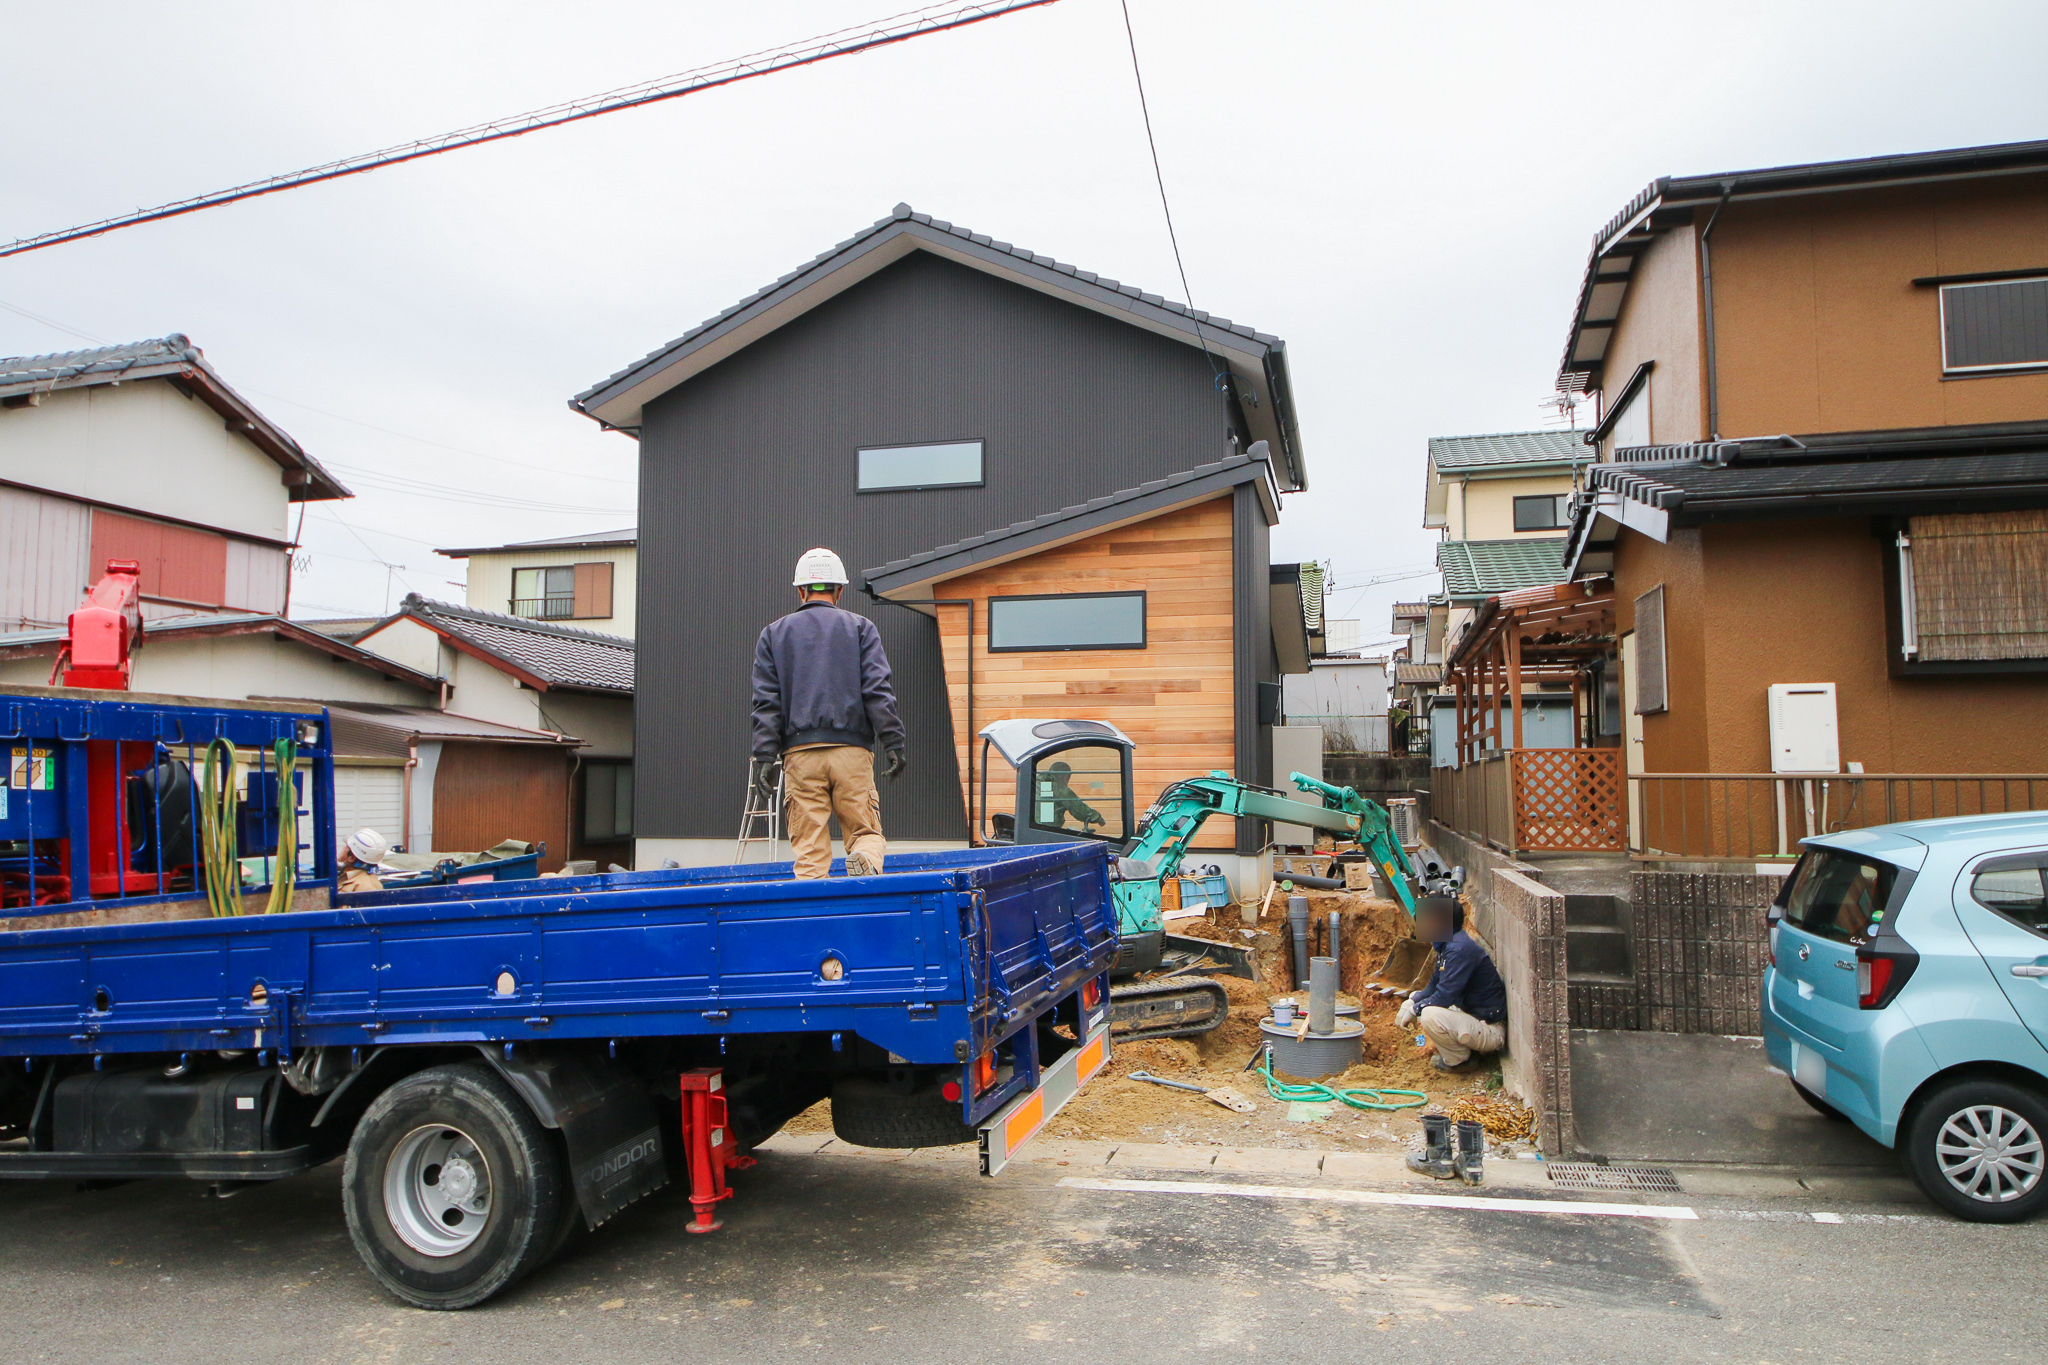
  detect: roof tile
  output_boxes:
[1429,430,1589,472]
[1437,539,1569,596]
[400,596,634,694]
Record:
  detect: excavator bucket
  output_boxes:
[1368,937,1436,995]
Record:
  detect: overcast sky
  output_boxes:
[5,0,2046,640]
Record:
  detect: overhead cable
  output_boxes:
[0,0,1061,259]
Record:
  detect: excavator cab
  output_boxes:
[974,719,1135,850]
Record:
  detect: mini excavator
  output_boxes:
[972,719,1424,1042]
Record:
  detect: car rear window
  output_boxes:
[1971,855,2048,935]
[1780,847,1897,944]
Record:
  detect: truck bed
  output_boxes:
[0,844,1116,1122]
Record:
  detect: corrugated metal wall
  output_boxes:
[224,538,288,613]
[635,251,1249,840]
[0,485,90,633]
[432,742,571,871]
[90,509,228,607]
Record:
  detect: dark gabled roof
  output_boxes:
[1557,138,2048,392]
[1436,538,1569,598]
[390,596,634,695]
[571,205,1305,492]
[1590,450,2048,519]
[1427,429,1589,472]
[0,611,436,688]
[862,447,1278,600]
[0,335,348,501]
[438,526,637,558]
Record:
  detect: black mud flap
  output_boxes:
[481,1045,669,1229]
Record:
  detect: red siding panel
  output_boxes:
[89,511,228,607]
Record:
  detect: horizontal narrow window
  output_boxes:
[1941,277,2048,373]
[988,592,1146,652]
[858,440,983,491]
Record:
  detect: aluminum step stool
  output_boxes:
[734,757,785,863]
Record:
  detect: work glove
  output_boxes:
[883,748,907,781]
[751,761,779,807]
[1395,999,1418,1029]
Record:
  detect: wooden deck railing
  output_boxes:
[1630,773,2048,860]
[1430,749,1625,854]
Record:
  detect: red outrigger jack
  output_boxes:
[678,1069,755,1233]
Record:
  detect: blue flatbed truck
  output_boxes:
[0,684,1116,1308]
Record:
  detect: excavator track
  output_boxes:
[1107,976,1231,1043]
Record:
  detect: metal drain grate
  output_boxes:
[1545,1162,1682,1192]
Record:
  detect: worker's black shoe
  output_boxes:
[1453,1118,1486,1186]
[1406,1113,1455,1180]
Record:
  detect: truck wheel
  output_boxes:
[1905,1079,2048,1223]
[830,1078,975,1148]
[343,1063,570,1309]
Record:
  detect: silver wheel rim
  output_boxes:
[1935,1104,2044,1204]
[384,1125,493,1256]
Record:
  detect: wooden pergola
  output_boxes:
[1444,579,1616,765]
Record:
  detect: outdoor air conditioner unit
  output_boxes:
[1767,683,1840,774]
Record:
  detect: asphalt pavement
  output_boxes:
[1,1136,2041,1365]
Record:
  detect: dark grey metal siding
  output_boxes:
[635,250,1246,840]
[1231,482,1275,855]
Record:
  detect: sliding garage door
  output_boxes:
[333,764,405,851]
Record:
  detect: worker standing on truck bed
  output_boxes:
[751,548,906,878]
[1396,895,1507,1072]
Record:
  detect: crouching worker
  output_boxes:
[1396,894,1507,1073]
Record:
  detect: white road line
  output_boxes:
[1057,1176,1700,1220]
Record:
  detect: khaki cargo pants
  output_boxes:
[1418,1005,1506,1067]
[783,745,887,879]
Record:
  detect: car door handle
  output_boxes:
[2012,965,2048,979]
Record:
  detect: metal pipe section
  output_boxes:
[1287,895,1311,989]
[1308,956,1337,1035]
[1327,910,1342,975]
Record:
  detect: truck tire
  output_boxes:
[1904,1078,2048,1224]
[343,1062,571,1309]
[830,1078,976,1148]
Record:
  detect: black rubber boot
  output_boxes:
[1405,1113,1454,1179]
[1454,1119,1485,1186]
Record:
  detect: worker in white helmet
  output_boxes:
[750,548,906,878]
[338,827,389,893]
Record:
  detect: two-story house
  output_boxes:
[1557,137,2048,852]
[438,527,639,636]
[1407,430,1591,763]
[570,205,1318,882]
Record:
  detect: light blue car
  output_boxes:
[1762,813,2048,1221]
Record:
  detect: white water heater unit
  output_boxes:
[1768,683,1840,774]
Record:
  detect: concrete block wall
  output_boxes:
[1425,820,1574,1156]
[1569,872,1781,1035]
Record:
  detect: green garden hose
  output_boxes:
[263,738,297,915]
[199,739,239,917]
[1256,1049,1427,1112]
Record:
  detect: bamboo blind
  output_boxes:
[1910,509,2048,661]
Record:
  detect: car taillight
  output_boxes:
[1856,942,1917,1010]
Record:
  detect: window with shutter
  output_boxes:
[1633,584,1668,714]
[1900,510,2048,662]
[573,562,614,619]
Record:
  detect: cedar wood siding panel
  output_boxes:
[431,742,572,872]
[933,495,1238,849]
[633,250,1248,840]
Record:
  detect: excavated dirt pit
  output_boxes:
[780,891,1506,1152]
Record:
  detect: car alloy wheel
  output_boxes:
[1934,1104,2045,1204]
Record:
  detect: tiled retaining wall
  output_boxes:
[1425,820,1573,1156]
[1569,872,1783,1035]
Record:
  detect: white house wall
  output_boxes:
[461,547,639,637]
[0,484,91,634]
[354,617,449,680]
[0,382,292,543]
[535,690,633,757]
[224,539,288,613]
[0,632,433,705]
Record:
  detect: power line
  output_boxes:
[248,388,636,486]
[1,0,1062,259]
[1117,0,1224,385]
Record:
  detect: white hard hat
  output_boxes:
[792,547,849,587]
[347,827,390,865]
